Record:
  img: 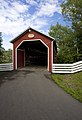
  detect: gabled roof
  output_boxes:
[10,27,55,43]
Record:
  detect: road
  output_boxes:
[0,67,82,120]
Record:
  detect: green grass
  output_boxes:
[51,72,82,102]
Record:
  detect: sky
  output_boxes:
[0,0,69,50]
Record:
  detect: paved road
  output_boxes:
[0,67,82,120]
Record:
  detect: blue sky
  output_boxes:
[0,0,69,50]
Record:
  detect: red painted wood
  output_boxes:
[13,29,53,72]
[17,50,24,68]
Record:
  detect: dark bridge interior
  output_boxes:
[18,41,48,66]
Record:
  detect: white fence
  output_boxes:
[0,63,13,71]
[52,61,82,73]
[0,61,82,73]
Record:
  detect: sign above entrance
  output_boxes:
[28,34,34,38]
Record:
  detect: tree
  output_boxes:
[0,32,4,63]
[57,33,77,63]
[61,0,82,60]
[49,23,77,63]
[3,49,12,63]
[49,22,72,48]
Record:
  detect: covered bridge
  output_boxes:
[11,27,57,72]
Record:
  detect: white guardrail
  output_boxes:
[0,63,13,71]
[52,61,82,73]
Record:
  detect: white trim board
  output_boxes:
[15,39,50,71]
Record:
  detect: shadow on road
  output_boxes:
[0,70,34,87]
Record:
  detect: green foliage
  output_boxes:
[0,32,2,48]
[58,32,78,63]
[2,49,12,63]
[0,32,4,63]
[0,32,12,63]
[61,0,82,60]
[52,72,82,102]
[49,23,77,63]
[49,0,82,63]
[49,22,71,44]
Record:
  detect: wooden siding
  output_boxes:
[13,30,54,72]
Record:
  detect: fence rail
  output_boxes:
[0,63,13,71]
[0,61,82,73]
[52,61,82,73]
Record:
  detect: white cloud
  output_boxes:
[25,0,38,6]
[0,0,61,34]
[0,0,62,50]
[36,0,61,17]
[0,0,30,35]
[29,0,61,21]
[0,0,29,20]
[12,2,28,13]
[37,3,57,17]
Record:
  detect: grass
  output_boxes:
[51,72,82,102]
